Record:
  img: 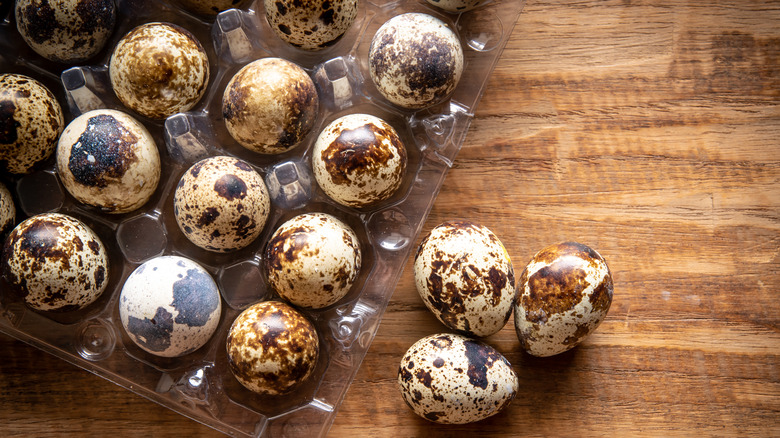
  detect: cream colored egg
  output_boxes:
[174,156,270,253]
[110,22,210,120]
[398,333,518,424]
[368,13,464,109]
[56,109,161,214]
[312,114,407,209]
[426,0,483,13]
[2,213,109,312]
[514,242,614,357]
[414,221,515,337]
[227,300,319,395]
[264,213,361,309]
[0,74,64,175]
[0,182,16,237]
[264,0,358,51]
[223,58,319,154]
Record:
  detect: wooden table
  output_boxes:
[1,0,778,436]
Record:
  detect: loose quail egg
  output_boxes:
[426,0,483,13]
[514,242,614,357]
[369,13,464,109]
[2,213,109,312]
[56,109,161,214]
[264,213,361,309]
[264,0,358,51]
[15,0,117,63]
[119,255,222,358]
[109,22,210,120]
[0,73,64,174]
[0,182,16,238]
[398,333,518,424]
[223,57,319,154]
[414,221,515,337]
[174,0,251,16]
[174,156,270,253]
[312,114,407,209]
[227,300,319,395]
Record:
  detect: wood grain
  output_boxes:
[1,0,779,436]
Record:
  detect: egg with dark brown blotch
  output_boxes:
[264,213,361,309]
[0,73,64,175]
[514,242,614,357]
[56,109,161,214]
[312,114,407,209]
[174,156,270,253]
[110,22,209,120]
[174,0,252,16]
[119,256,222,358]
[2,213,109,312]
[426,0,484,13]
[227,300,319,396]
[15,0,116,63]
[264,0,358,51]
[0,183,16,238]
[414,221,515,337]
[223,58,318,154]
[398,333,518,424]
[369,13,464,109]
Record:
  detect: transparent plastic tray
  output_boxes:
[0,0,524,436]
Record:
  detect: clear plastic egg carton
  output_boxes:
[0,0,524,436]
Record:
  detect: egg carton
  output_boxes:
[0,0,525,436]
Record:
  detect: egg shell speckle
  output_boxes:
[175,0,252,16]
[223,57,319,154]
[264,213,361,309]
[227,300,319,396]
[264,0,358,51]
[514,242,614,357]
[109,22,210,120]
[0,182,16,238]
[0,73,64,175]
[414,221,515,337]
[15,0,116,63]
[398,333,518,424]
[119,256,222,358]
[312,113,407,209]
[369,13,464,109]
[2,213,109,312]
[427,0,484,13]
[174,156,270,253]
[56,109,161,214]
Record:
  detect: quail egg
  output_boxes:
[15,0,117,63]
[174,156,270,253]
[0,182,15,238]
[227,300,319,395]
[426,0,483,13]
[119,255,222,358]
[110,22,210,120]
[0,73,64,174]
[264,0,358,51]
[369,13,464,109]
[264,213,361,309]
[398,333,518,424]
[2,213,109,312]
[312,113,407,209]
[414,221,515,337]
[514,242,614,357]
[56,109,161,214]
[223,57,319,154]
[174,0,252,16]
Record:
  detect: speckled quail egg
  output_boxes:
[15,0,117,63]
[2,213,109,312]
[174,156,270,253]
[426,0,483,13]
[174,0,252,16]
[312,113,407,209]
[223,58,318,154]
[398,333,518,424]
[56,109,161,214]
[0,182,16,238]
[514,242,614,357]
[264,0,358,51]
[119,255,222,358]
[109,22,210,120]
[369,13,464,110]
[0,73,64,174]
[264,213,361,309]
[414,221,515,337]
[227,300,319,395]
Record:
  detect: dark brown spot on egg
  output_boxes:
[563,324,592,346]
[18,0,56,44]
[522,260,590,321]
[589,272,614,313]
[433,357,445,368]
[75,0,116,35]
[415,368,433,388]
[171,268,219,327]
[275,1,287,15]
[463,340,503,390]
[423,411,444,422]
[68,114,139,188]
[0,100,19,144]
[214,174,247,201]
[94,265,106,288]
[127,306,174,352]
